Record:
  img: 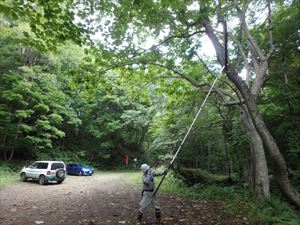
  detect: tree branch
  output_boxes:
[223,99,245,106]
[130,30,204,60]
[230,34,250,86]
[195,53,235,100]
[266,0,274,59]
[236,6,266,62]
[146,62,207,89]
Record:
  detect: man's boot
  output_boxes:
[155,209,162,224]
[156,217,163,224]
[136,211,143,225]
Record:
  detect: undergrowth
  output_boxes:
[0,161,21,186]
[129,169,300,225]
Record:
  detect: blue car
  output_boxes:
[66,163,94,176]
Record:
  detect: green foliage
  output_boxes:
[154,170,300,225]
[0,66,79,158]
[0,0,85,51]
[49,41,85,73]
[0,161,22,186]
[247,198,300,225]
[259,0,300,188]
[0,25,23,72]
[159,170,187,194]
[193,186,300,225]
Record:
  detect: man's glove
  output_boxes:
[163,170,168,175]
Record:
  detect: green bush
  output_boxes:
[0,161,21,186]
[157,169,300,225]
[36,148,81,163]
[247,198,300,225]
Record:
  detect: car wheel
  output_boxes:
[56,169,66,179]
[20,172,27,182]
[78,171,83,176]
[39,175,46,185]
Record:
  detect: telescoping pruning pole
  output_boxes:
[154,66,225,196]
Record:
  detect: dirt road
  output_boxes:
[0,173,247,225]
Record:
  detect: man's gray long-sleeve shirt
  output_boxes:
[142,170,164,191]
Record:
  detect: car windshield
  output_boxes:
[79,164,88,167]
[51,163,64,170]
[30,163,39,169]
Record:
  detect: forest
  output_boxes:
[0,0,299,224]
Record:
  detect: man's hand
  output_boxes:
[163,170,168,175]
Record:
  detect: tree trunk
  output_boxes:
[1,135,8,160]
[240,106,270,198]
[8,148,14,161]
[204,23,300,208]
[207,144,211,170]
[228,68,300,207]
[195,150,198,168]
[222,119,233,180]
[3,151,7,161]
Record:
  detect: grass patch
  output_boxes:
[0,161,21,187]
[122,170,140,186]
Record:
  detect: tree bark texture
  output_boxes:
[240,106,270,198]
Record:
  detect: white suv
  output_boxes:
[20,161,66,185]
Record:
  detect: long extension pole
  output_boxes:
[154,66,224,196]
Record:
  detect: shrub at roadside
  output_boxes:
[0,161,21,186]
[177,168,235,185]
[152,169,300,225]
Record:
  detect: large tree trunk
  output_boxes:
[232,71,300,207]
[240,106,270,198]
[204,23,300,208]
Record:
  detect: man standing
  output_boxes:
[133,158,137,169]
[136,164,167,224]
